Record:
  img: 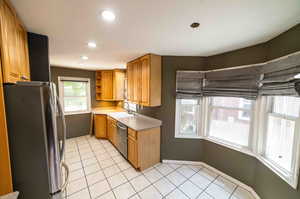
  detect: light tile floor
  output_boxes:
[63,135,256,199]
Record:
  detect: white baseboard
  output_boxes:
[163,159,261,199]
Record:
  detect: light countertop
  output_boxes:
[92,107,162,131]
[92,107,125,114]
[107,112,162,131]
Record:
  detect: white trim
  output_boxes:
[257,155,299,189]
[58,76,92,115]
[175,98,202,138]
[179,51,300,74]
[175,95,300,189]
[206,97,255,150]
[162,159,261,199]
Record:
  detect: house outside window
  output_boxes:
[175,99,201,138]
[207,97,253,148]
[58,76,91,115]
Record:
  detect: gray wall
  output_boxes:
[50,24,300,199]
[51,66,97,138]
[151,24,300,199]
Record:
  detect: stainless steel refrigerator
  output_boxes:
[4,81,69,199]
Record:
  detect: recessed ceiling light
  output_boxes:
[81,56,89,60]
[88,42,97,48]
[190,22,200,29]
[102,10,116,22]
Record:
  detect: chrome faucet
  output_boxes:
[124,101,136,115]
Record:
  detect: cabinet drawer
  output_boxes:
[128,128,137,140]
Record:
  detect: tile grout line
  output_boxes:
[229,186,239,199]
[77,136,93,199]
[64,137,91,198]
[90,137,118,199]
[65,135,253,199]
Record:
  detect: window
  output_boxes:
[58,77,91,115]
[262,96,300,182]
[207,97,253,148]
[175,99,201,138]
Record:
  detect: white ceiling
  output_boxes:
[11,0,300,70]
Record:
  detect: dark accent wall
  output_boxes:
[157,56,207,161]
[155,24,300,199]
[51,66,97,138]
[27,33,51,82]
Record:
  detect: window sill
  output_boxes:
[175,135,298,189]
[205,137,254,157]
[175,135,203,139]
[257,155,298,189]
[64,111,91,116]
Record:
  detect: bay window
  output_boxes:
[207,97,253,148]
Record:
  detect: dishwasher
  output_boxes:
[116,122,128,158]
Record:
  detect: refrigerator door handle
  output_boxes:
[61,162,70,191]
[56,96,66,160]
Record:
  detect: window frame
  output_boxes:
[58,76,91,115]
[174,95,300,189]
[206,97,255,150]
[175,98,203,139]
[258,96,300,188]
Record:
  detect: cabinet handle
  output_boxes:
[10,72,19,78]
[21,75,29,80]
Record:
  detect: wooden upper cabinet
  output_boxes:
[0,1,30,83]
[113,70,125,100]
[96,70,125,101]
[127,63,134,101]
[132,60,142,103]
[141,56,150,106]
[101,71,114,100]
[127,54,161,107]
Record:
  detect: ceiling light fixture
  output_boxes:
[88,42,97,48]
[190,22,200,29]
[81,56,89,60]
[101,10,116,22]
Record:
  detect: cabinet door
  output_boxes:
[128,135,138,168]
[107,117,112,142]
[141,56,150,106]
[0,56,13,195]
[0,2,20,83]
[101,71,113,100]
[94,115,107,138]
[133,60,142,103]
[17,26,30,81]
[127,63,134,101]
[113,70,125,100]
[111,120,117,146]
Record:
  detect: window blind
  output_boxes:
[176,71,204,99]
[203,66,262,100]
[176,51,300,99]
[259,53,300,96]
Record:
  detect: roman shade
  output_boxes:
[259,52,300,96]
[176,51,300,99]
[203,65,262,100]
[176,71,204,98]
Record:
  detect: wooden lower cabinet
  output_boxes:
[107,116,117,146]
[128,127,160,170]
[128,134,138,168]
[94,114,107,139]
[95,114,161,171]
